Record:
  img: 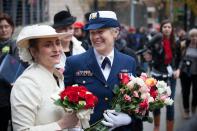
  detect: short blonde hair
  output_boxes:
[189,28,197,37]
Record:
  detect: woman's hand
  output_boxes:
[173,69,180,79]
[58,113,79,129]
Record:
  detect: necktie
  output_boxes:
[101,57,111,69]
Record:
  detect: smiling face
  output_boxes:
[89,28,119,55]
[30,37,62,71]
[0,19,13,40]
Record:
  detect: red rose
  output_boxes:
[58,85,98,110]
[78,90,87,99]
[85,94,98,108]
[150,87,158,99]
[119,73,130,84]
[139,99,149,110]
[60,90,69,100]
[67,90,79,103]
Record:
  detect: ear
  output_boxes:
[113,29,119,38]
[29,48,37,59]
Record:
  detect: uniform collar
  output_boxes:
[94,48,114,68]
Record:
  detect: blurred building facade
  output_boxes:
[1,0,196,33]
[0,0,49,26]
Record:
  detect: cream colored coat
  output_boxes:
[11,63,67,131]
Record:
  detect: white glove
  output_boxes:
[68,128,83,131]
[101,110,132,130]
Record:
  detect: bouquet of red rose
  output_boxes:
[85,73,173,131]
[52,84,98,129]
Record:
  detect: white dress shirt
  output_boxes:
[94,49,114,80]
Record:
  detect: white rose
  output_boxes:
[156,81,167,88]
[158,87,165,94]
[127,81,134,90]
[141,93,150,100]
[164,98,174,105]
[136,77,146,87]
[139,85,149,93]
[165,86,171,96]
[148,97,154,102]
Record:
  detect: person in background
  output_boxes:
[73,21,85,41]
[143,19,180,131]
[52,8,86,72]
[127,27,147,52]
[179,28,197,119]
[10,25,80,131]
[64,11,136,131]
[0,12,16,131]
[80,12,92,50]
[52,8,85,57]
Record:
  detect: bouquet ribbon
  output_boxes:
[77,109,93,129]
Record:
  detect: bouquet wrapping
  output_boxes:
[52,85,98,129]
[85,73,173,131]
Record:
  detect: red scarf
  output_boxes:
[163,37,172,64]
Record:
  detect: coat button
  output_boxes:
[82,81,86,84]
[105,97,108,101]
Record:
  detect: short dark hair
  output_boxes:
[0,12,15,34]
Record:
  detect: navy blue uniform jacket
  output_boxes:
[64,48,136,131]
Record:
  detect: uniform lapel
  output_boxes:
[86,49,106,84]
[107,50,122,84]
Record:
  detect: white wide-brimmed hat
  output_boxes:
[16,24,68,64]
[17,24,67,48]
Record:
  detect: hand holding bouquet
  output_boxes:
[52,85,98,129]
[85,73,173,131]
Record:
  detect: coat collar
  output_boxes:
[86,48,123,84]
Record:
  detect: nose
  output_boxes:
[53,43,61,52]
[91,32,100,39]
[1,26,6,32]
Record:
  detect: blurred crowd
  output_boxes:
[0,6,196,131]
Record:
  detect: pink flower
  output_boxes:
[124,94,131,102]
[160,95,168,101]
[133,91,139,98]
[140,73,148,81]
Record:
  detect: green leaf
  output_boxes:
[54,99,63,106]
[114,104,121,112]
[113,85,120,94]
[129,104,136,110]
[84,119,109,131]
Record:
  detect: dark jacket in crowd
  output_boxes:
[0,39,16,107]
[115,38,145,77]
[149,34,181,74]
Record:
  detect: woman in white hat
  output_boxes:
[10,25,80,131]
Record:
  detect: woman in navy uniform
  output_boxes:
[64,11,137,131]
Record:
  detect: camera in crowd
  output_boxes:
[183,59,192,67]
[135,32,163,55]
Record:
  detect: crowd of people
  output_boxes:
[0,6,196,131]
